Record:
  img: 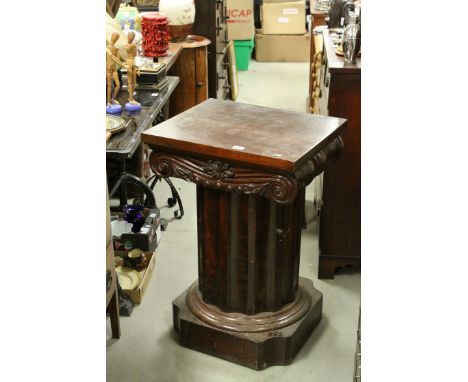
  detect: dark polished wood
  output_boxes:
[143,99,346,172]
[173,278,323,370]
[192,0,230,100]
[142,99,346,369]
[317,30,361,278]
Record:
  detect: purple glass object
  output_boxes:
[123,205,145,233]
[131,213,146,233]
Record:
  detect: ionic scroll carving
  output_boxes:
[294,137,344,187]
[149,152,298,204]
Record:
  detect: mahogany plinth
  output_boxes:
[142,99,347,369]
[173,278,322,370]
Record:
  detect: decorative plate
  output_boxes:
[106,115,126,134]
[116,266,141,290]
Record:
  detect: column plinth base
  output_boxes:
[172,277,322,370]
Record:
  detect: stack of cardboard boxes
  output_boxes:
[227,0,255,71]
[256,0,310,62]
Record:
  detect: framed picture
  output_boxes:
[227,41,239,101]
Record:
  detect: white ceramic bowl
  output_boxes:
[111,220,133,238]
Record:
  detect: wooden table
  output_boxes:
[142,99,347,370]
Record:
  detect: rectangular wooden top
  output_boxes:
[142,99,347,172]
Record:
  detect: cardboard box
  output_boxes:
[227,0,255,40]
[120,251,157,304]
[262,1,306,35]
[112,208,160,254]
[255,32,310,62]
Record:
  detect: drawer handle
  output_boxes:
[196,81,204,87]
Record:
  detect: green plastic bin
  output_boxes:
[234,38,255,71]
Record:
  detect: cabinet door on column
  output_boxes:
[169,46,209,117]
[194,46,208,104]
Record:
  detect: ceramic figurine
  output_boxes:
[106,32,124,114]
[125,31,141,112]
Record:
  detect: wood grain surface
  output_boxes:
[142,99,347,172]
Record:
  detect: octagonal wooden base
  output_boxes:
[172,277,323,370]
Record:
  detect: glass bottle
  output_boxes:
[342,11,361,64]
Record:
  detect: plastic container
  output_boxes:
[234,38,255,71]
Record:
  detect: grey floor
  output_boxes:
[107,60,361,382]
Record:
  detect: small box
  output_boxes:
[261,1,306,35]
[136,61,167,87]
[112,208,161,255]
[234,38,255,70]
[227,0,255,40]
[255,32,310,62]
[120,251,157,304]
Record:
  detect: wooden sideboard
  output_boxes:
[193,0,230,100]
[315,29,361,279]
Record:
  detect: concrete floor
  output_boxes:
[107,60,361,382]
